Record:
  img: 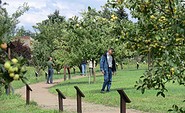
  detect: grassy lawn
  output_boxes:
[0,94,60,113]
[1,65,184,113]
[11,66,77,89]
[0,67,74,113]
[50,64,185,113]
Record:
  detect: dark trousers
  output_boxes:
[47,68,54,83]
[101,68,112,91]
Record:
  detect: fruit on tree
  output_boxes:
[117,0,123,4]
[150,15,155,19]
[0,43,7,50]
[11,58,18,64]
[4,61,11,70]
[170,68,175,72]
[76,24,79,27]
[13,74,19,80]
[111,14,118,21]
[8,67,14,73]
[9,73,15,78]
[170,68,175,75]
[13,67,19,72]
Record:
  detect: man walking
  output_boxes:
[47,57,54,84]
[100,48,116,93]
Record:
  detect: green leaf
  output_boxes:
[21,77,29,85]
[161,92,165,98]
[168,109,173,112]
[141,88,145,94]
[136,86,141,90]
[156,91,162,97]
[172,105,179,111]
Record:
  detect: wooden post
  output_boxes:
[56,89,66,112]
[67,67,71,80]
[35,71,38,77]
[5,85,10,95]
[93,68,96,83]
[64,67,67,81]
[8,47,11,59]
[74,86,85,113]
[148,49,151,70]
[7,46,11,94]
[117,89,131,113]
[26,84,32,105]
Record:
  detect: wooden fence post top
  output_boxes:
[74,86,85,97]
[56,89,66,99]
[26,84,32,91]
[117,89,131,103]
[35,71,38,77]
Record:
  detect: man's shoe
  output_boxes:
[106,90,110,92]
[101,90,105,93]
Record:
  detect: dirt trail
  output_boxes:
[15,76,144,113]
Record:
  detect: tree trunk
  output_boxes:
[148,51,151,70]
[78,65,82,74]
[120,63,123,70]
[5,85,10,95]
[92,60,96,83]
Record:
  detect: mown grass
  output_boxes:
[50,64,185,113]
[11,66,78,89]
[0,94,60,113]
[0,66,74,113]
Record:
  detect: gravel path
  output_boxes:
[15,76,145,113]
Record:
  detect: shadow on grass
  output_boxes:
[89,87,135,94]
[122,68,147,71]
[52,81,89,88]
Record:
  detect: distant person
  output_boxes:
[137,61,139,69]
[100,48,116,93]
[81,59,87,76]
[89,59,95,76]
[47,57,54,84]
[64,65,71,80]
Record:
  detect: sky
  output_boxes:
[4,0,136,32]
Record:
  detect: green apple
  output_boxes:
[8,67,14,73]
[11,58,18,64]
[4,61,11,70]
[76,24,79,27]
[9,73,15,77]
[150,15,155,19]
[13,67,19,72]
[170,68,175,75]
[13,74,19,80]
[170,68,175,72]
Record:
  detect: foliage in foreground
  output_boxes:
[0,1,29,95]
[115,0,185,112]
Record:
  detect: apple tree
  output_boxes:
[115,0,185,111]
[33,10,67,73]
[0,1,29,95]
